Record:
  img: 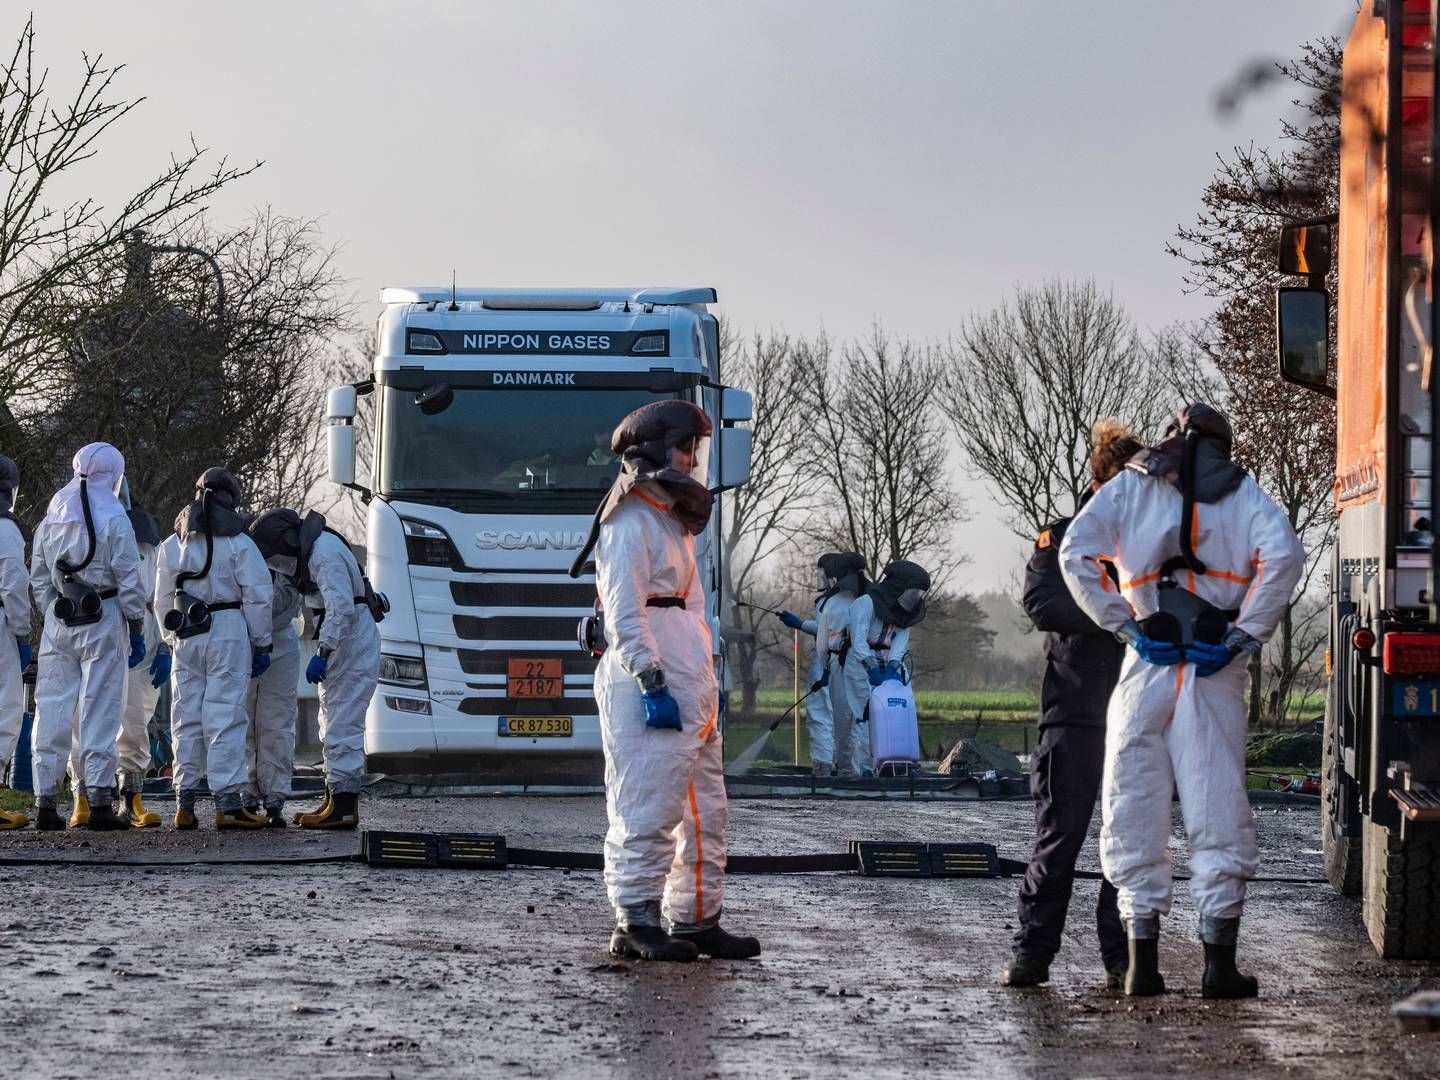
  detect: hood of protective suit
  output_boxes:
[44,442,127,533]
[247,507,324,580]
[818,551,868,600]
[569,401,713,577]
[176,469,247,540]
[1127,403,1245,504]
[118,479,162,547]
[0,454,17,513]
[866,560,932,629]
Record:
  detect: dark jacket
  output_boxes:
[1022,516,1124,728]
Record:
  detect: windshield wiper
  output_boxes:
[393,486,517,500]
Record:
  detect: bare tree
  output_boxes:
[718,327,820,714]
[937,278,1176,539]
[14,209,354,523]
[1169,39,1341,728]
[0,16,256,418]
[797,325,964,579]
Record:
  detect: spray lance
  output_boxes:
[724,668,831,776]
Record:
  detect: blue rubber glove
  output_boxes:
[867,665,889,687]
[884,661,904,684]
[642,686,682,731]
[252,648,272,679]
[718,690,728,715]
[148,649,171,689]
[15,638,30,669]
[306,653,328,684]
[1128,635,1183,667]
[778,610,803,630]
[128,631,146,670]
[1188,640,1236,678]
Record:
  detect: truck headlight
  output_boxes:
[379,653,427,687]
[384,695,431,715]
[402,518,460,567]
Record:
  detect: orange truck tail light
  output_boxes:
[1383,633,1440,675]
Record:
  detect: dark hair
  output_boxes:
[1090,418,1143,485]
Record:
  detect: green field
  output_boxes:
[727,689,1041,765]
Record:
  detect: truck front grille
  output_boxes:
[450,581,596,608]
[453,614,578,641]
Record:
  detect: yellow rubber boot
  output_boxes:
[122,791,161,829]
[297,791,358,830]
[172,805,199,831]
[215,807,269,830]
[68,794,90,828]
[0,807,28,830]
[293,791,334,827]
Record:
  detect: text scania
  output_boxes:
[461,333,612,352]
[476,530,587,551]
[491,372,577,386]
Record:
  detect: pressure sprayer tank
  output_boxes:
[868,676,920,775]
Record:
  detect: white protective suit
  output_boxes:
[30,446,146,798]
[70,532,160,794]
[302,531,379,794]
[1058,468,1304,923]
[245,571,302,809]
[840,594,911,777]
[156,528,272,808]
[156,534,205,796]
[807,591,856,772]
[594,493,724,927]
[0,513,29,782]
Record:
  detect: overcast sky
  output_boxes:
[38,1,1354,590]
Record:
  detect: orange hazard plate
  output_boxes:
[508,658,563,699]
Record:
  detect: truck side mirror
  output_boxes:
[1276,287,1336,398]
[717,427,752,490]
[327,384,357,420]
[721,387,753,423]
[328,422,356,486]
[1278,220,1333,277]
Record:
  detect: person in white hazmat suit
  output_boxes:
[840,560,931,778]
[66,479,168,828]
[777,552,867,778]
[156,529,206,827]
[247,508,380,829]
[0,456,31,829]
[569,400,760,963]
[155,468,273,830]
[243,563,302,825]
[1058,404,1304,999]
[29,443,148,831]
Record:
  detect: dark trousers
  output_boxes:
[1013,724,1127,970]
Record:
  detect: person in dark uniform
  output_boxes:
[1001,420,1142,990]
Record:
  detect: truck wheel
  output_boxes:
[1321,700,1362,895]
[1362,815,1440,959]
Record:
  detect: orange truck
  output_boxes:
[1276,0,1440,958]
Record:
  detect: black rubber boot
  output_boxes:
[671,924,762,960]
[609,924,699,962]
[999,952,1050,987]
[1104,964,1128,992]
[264,804,287,829]
[1202,943,1259,1000]
[85,800,133,831]
[35,805,66,831]
[1125,937,1165,997]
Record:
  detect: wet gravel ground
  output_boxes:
[0,794,1437,1079]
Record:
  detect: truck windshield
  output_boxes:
[378,385,670,511]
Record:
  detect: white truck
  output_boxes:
[324,287,752,775]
